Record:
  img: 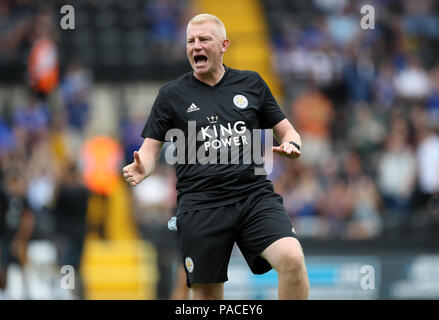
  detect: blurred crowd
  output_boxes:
[0,0,187,300]
[265,0,439,239]
[0,0,192,76]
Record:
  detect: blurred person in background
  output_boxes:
[393,55,431,101]
[81,136,123,240]
[12,91,51,155]
[374,61,397,111]
[325,1,359,48]
[144,0,178,54]
[345,175,383,239]
[0,169,35,299]
[289,80,334,167]
[120,108,147,168]
[26,138,59,240]
[131,164,178,299]
[0,0,33,65]
[377,115,416,229]
[59,62,93,136]
[0,119,16,158]
[319,176,352,238]
[27,5,58,100]
[426,63,439,123]
[402,0,439,39]
[342,46,375,103]
[347,103,386,161]
[412,113,439,224]
[318,149,381,239]
[143,0,189,61]
[58,62,93,171]
[282,163,324,238]
[53,161,89,300]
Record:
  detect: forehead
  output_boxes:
[187,21,219,38]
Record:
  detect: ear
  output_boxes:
[221,38,230,53]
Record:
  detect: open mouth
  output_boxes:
[194,54,208,65]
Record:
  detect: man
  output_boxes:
[53,162,89,300]
[123,14,309,300]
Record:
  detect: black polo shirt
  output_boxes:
[142,66,286,211]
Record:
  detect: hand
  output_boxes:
[122,151,147,186]
[272,142,301,159]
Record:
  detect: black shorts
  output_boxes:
[175,189,296,287]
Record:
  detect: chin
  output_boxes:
[193,66,210,75]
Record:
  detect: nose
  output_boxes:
[193,38,203,50]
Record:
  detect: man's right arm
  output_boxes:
[122,137,164,186]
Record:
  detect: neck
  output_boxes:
[194,64,225,86]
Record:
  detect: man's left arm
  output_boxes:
[272,118,302,159]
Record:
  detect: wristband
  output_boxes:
[289,141,301,151]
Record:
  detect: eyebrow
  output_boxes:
[187,34,214,40]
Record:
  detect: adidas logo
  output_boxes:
[187,103,200,113]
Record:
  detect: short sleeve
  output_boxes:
[141,88,174,141]
[258,75,286,129]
